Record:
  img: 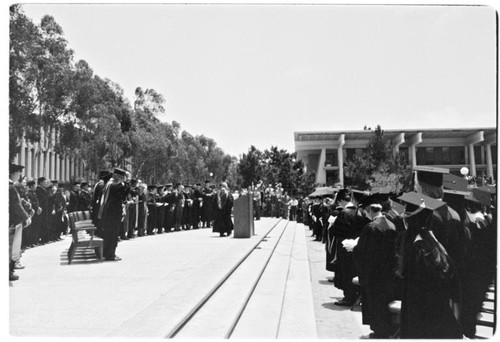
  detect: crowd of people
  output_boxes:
[9,162,497,339]
[296,167,496,339]
[8,165,236,277]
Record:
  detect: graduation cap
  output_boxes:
[73,181,81,186]
[113,168,126,176]
[165,183,173,188]
[360,187,392,208]
[37,177,46,183]
[27,180,36,187]
[398,191,447,216]
[81,182,88,187]
[443,173,469,196]
[466,188,492,206]
[99,170,110,179]
[337,188,352,202]
[51,180,59,185]
[9,163,24,174]
[130,179,138,185]
[147,185,157,190]
[414,166,449,187]
[204,180,210,183]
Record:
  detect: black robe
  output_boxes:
[353,215,397,336]
[213,190,234,235]
[400,232,463,339]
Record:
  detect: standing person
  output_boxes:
[136,182,148,237]
[289,196,298,221]
[98,168,130,261]
[155,185,166,234]
[46,181,58,242]
[16,178,32,251]
[92,171,112,237]
[146,185,157,235]
[331,189,369,306]
[9,164,31,281]
[25,180,42,248]
[77,182,92,212]
[182,184,193,230]
[352,194,398,339]
[213,182,234,237]
[397,192,463,339]
[67,182,80,213]
[163,183,175,233]
[53,186,68,240]
[253,181,262,221]
[201,181,211,227]
[460,192,496,338]
[191,183,203,229]
[173,184,185,232]
[124,179,138,239]
[35,177,49,245]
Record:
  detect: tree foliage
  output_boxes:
[238,145,316,196]
[344,125,412,192]
[9,5,234,185]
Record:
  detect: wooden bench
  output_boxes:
[67,211,103,264]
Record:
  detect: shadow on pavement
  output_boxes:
[322,301,355,311]
[59,249,103,266]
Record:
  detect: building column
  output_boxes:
[27,148,33,179]
[338,134,345,186]
[465,131,484,178]
[316,148,327,185]
[407,132,422,168]
[392,132,405,156]
[55,154,60,181]
[486,143,494,182]
[468,144,476,177]
[19,141,26,169]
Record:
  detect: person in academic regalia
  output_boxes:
[136,182,148,237]
[201,181,211,228]
[182,184,193,230]
[353,193,398,339]
[213,182,234,237]
[173,184,185,231]
[98,168,130,261]
[331,189,370,306]
[77,182,92,212]
[146,185,157,235]
[67,182,80,213]
[25,180,42,247]
[124,179,138,239]
[92,171,112,237]
[397,191,463,339]
[163,183,176,233]
[191,183,203,229]
[460,191,496,338]
[155,185,166,234]
[34,177,49,245]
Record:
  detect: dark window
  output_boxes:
[325,150,338,166]
[474,145,482,165]
[449,147,465,164]
[441,147,450,164]
[307,154,320,174]
[491,145,497,164]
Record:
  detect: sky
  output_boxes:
[15,2,499,157]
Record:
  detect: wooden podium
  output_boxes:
[233,193,254,238]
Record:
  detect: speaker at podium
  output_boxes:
[233,193,255,238]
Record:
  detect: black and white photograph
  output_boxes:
[6,0,498,339]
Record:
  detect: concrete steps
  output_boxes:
[174,220,317,339]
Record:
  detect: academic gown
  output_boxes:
[400,233,463,339]
[213,190,234,235]
[353,215,397,336]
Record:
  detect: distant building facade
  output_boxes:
[11,126,132,184]
[294,128,497,186]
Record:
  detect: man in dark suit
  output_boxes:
[191,183,203,229]
[98,168,130,261]
[92,171,112,237]
[77,182,92,212]
[35,177,49,244]
[9,164,31,281]
[68,182,80,213]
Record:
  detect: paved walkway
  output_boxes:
[8,218,371,339]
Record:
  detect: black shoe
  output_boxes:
[334,299,355,306]
[220,233,224,237]
[105,256,122,261]
[10,273,19,281]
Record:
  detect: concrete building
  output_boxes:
[294,128,497,186]
[11,126,131,184]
